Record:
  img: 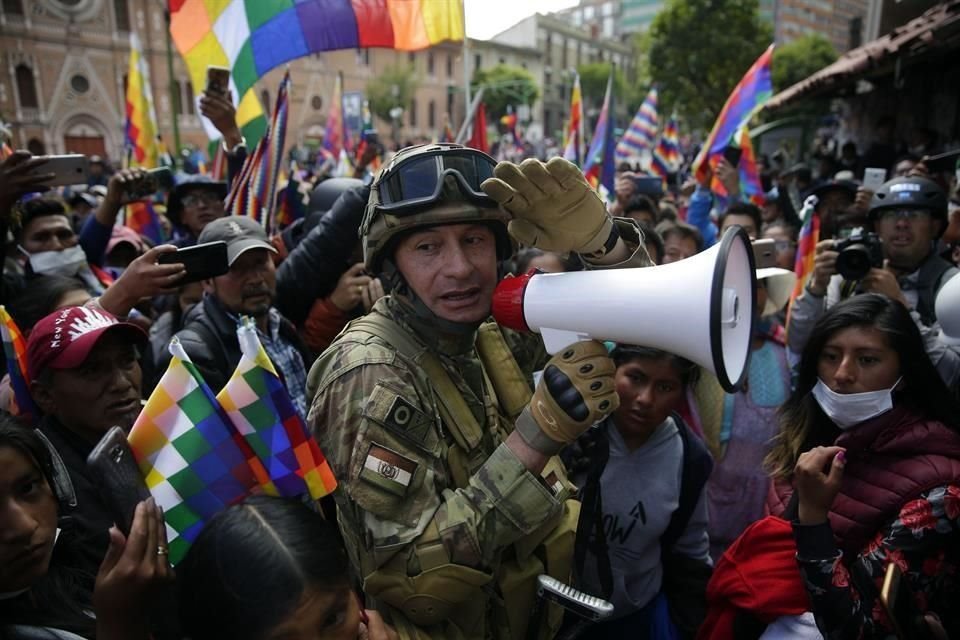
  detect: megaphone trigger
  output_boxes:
[491,226,757,393]
[721,288,740,327]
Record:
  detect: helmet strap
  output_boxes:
[382,258,481,350]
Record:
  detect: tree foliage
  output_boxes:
[472,64,539,121]
[576,63,626,113]
[366,64,419,125]
[772,33,837,92]
[647,0,773,130]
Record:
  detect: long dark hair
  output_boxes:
[0,415,96,639]
[177,495,351,640]
[767,294,960,478]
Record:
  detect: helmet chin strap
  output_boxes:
[382,259,480,338]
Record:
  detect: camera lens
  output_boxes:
[836,244,872,280]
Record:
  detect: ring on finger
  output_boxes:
[156,545,169,557]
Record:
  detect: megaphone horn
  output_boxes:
[493,226,757,392]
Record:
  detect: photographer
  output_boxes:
[787,176,960,387]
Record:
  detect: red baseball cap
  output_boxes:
[26,306,147,382]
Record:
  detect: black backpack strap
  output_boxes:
[572,422,614,599]
[660,413,714,553]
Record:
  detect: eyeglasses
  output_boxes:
[182,192,223,206]
[878,208,931,223]
[377,146,498,213]
[773,239,796,252]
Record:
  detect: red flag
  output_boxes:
[467,103,488,153]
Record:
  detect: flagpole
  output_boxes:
[164,8,181,167]
[455,87,484,144]
[462,2,471,127]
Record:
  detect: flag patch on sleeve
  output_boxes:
[359,443,418,497]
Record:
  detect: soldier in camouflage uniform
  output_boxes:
[307,144,652,639]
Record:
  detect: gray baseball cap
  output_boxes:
[197,216,276,266]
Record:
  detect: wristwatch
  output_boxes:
[221,136,247,155]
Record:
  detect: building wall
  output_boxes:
[769,0,869,53]
[492,13,634,141]
[556,0,664,39]
[0,0,480,164]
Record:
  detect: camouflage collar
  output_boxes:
[386,295,478,356]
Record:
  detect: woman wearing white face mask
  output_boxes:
[762,293,960,639]
[701,294,959,640]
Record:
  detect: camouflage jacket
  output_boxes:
[307,296,558,639]
[306,221,652,639]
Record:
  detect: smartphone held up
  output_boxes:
[206,65,231,98]
[23,154,89,187]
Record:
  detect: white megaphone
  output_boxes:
[493,226,758,392]
[935,269,960,345]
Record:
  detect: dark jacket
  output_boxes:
[37,415,112,581]
[768,404,960,554]
[173,294,311,394]
[275,185,370,326]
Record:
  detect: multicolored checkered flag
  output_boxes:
[128,337,262,564]
[0,306,38,421]
[615,87,658,163]
[217,318,337,500]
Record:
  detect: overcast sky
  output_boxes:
[464,0,580,40]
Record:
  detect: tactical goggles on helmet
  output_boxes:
[376,147,498,213]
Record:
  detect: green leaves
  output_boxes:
[365,64,420,126]
[472,64,540,121]
[772,34,838,92]
[647,0,772,130]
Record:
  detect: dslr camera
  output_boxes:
[835,227,883,280]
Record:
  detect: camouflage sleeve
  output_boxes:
[307,337,562,579]
[580,217,654,269]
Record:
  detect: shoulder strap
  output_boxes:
[475,321,533,421]
[572,422,614,598]
[346,314,486,454]
[660,413,713,554]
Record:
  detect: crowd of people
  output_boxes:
[1,91,959,640]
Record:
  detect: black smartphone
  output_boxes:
[723,144,743,168]
[205,65,230,98]
[630,175,664,199]
[86,426,151,536]
[157,241,229,285]
[124,167,174,200]
[924,148,960,173]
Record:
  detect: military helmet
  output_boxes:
[361,143,512,272]
[869,175,948,223]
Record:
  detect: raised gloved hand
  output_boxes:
[481,157,616,256]
[515,340,619,456]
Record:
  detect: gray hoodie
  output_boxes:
[574,416,711,619]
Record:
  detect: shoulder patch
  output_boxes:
[363,383,433,446]
[359,443,418,497]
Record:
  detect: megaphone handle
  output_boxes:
[541,328,594,355]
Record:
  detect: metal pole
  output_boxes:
[462,2,471,127]
[163,8,181,165]
[455,87,484,144]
